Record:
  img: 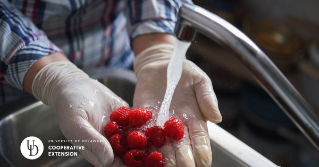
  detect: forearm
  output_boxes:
[23,52,69,95]
[132,33,176,56]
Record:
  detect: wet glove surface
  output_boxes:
[32,61,128,166]
[133,44,222,167]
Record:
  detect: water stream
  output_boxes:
[156,40,191,127]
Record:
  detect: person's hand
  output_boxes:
[32,61,127,167]
[133,43,222,167]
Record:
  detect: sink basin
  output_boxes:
[0,68,277,167]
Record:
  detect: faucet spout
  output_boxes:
[175,4,319,151]
[174,22,197,42]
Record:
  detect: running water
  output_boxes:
[156,40,191,127]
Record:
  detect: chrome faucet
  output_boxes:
[174,4,319,150]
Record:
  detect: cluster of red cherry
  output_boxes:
[103,106,184,167]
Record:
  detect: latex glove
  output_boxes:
[133,44,222,167]
[32,61,127,167]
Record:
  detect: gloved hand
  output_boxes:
[133,44,222,167]
[32,61,127,167]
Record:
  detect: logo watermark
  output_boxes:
[20,136,44,160]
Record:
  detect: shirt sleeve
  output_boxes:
[0,1,61,90]
[124,0,193,40]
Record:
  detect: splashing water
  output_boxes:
[156,40,191,127]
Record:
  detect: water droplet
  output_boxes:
[183,113,188,119]
[93,89,99,95]
[69,105,73,108]
[89,100,94,108]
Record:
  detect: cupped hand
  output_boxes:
[54,77,129,166]
[133,45,222,167]
[32,61,128,167]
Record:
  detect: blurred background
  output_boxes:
[187,0,319,166]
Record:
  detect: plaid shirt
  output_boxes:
[0,0,192,105]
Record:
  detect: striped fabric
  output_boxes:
[0,0,192,105]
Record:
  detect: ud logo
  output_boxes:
[20,136,44,160]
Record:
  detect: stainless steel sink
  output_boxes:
[0,68,277,167]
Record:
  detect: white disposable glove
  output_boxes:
[133,44,222,167]
[32,61,127,167]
